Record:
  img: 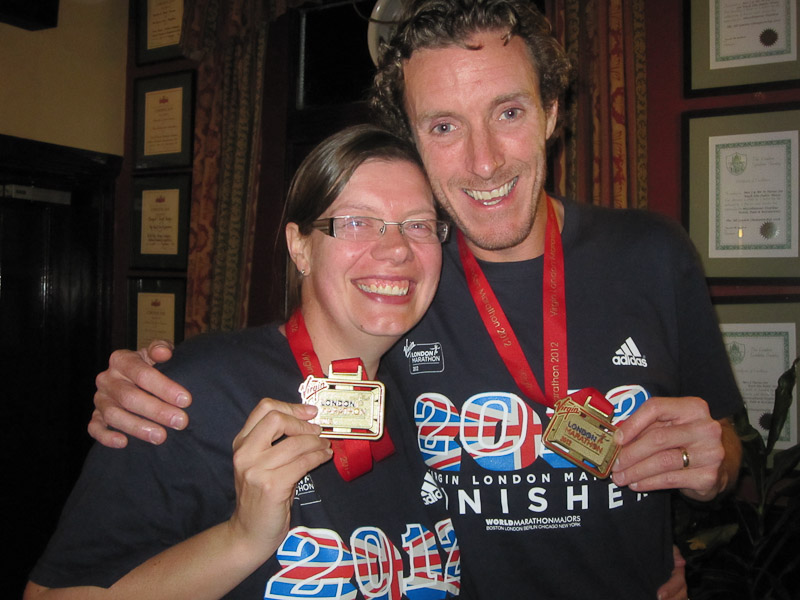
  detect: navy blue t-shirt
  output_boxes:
[382,198,742,599]
[30,325,463,598]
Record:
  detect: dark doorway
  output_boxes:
[0,135,120,594]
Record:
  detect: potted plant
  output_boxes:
[673,357,800,600]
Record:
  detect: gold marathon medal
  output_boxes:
[299,363,386,440]
[543,388,621,479]
[459,201,620,478]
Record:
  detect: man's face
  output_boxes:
[403,31,558,262]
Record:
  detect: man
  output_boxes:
[90,0,742,597]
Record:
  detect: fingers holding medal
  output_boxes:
[609,396,726,500]
[230,398,333,553]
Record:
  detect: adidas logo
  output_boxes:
[612,337,648,367]
[420,471,445,506]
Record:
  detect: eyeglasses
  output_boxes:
[312,215,450,244]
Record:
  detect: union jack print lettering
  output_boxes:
[414,392,541,472]
[265,527,357,600]
[460,393,540,471]
[415,393,462,471]
[265,523,459,599]
[351,526,403,599]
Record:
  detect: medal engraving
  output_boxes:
[299,366,385,440]
[543,389,620,478]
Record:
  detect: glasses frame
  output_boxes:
[312,215,450,244]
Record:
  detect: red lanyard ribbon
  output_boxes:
[459,196,611,415]
[285,309,395,481]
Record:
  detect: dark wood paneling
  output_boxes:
[0,135,120,595]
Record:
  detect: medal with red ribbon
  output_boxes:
[286,309,395,481]
[458,196,619,477]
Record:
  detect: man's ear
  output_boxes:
[286,222,312,275]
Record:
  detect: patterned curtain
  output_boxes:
[547,0,648,209]
[181,0,303,336]
[178,0,647,336]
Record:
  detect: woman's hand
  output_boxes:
[227,398,333,558]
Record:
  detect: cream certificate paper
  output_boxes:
[708,130,798,258]
[141,188,180,255]
[137,292,175,349]
[722,322,798,449]
[147,0,183,50]
[710,0,797,69]
[144,87,183,156]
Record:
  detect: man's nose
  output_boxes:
[467,125,504,179]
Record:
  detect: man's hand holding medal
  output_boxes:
[610,396,739,501]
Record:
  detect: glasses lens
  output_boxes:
[333,216,383,241]
[402,219,439,242]
[436,221,449,242]
[327,216,448,243]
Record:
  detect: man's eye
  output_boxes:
[432,122,454,134]
[500,108,521,120]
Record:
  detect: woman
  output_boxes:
[25,125,457,599]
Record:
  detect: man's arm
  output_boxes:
[656,546,688,600]
[611,396,742,501]
[89,341,191,448]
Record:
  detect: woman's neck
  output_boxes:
[280,312,391,380]
[305,324,383,380]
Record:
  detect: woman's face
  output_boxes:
[293,158,442,347]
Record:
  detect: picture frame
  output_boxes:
[714,295,799,450]
[134,71,194,170]
[128,277,186,350]
[685,0,800,96]
[131,174,191,269]
[295,0,376,110]
[135,0,185,65]
[682,103,800,282]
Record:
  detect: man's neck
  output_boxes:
[465,196,564,263]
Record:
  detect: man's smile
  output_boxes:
[463,176,518,206]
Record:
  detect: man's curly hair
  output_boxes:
[369,0,572,143]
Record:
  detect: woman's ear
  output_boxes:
[286,222,311,275]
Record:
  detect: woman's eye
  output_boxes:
[343,218,368,229]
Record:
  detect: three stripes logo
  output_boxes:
[612,337,648,367]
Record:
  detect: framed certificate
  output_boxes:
[135,0,185,65]
[685,0,800,96]
[683,103,800,282]
[128,278,186,350]
[131,174,191,269]
[715,297,799,450]
[134,71,194,170]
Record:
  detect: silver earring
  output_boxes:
[300,269,306,276]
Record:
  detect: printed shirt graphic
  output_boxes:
[612,336,649,367]
[404,339,445,373]
[264,521,460,600]
[383,199,743,599]
[29,325,462,599]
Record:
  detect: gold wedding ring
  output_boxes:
[680,447,690,469]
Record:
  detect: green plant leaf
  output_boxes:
[768,473,800,501]
[687,522,739,551]
[766,357,799,454]
[734,407,767,499]
[766,444,800,493]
